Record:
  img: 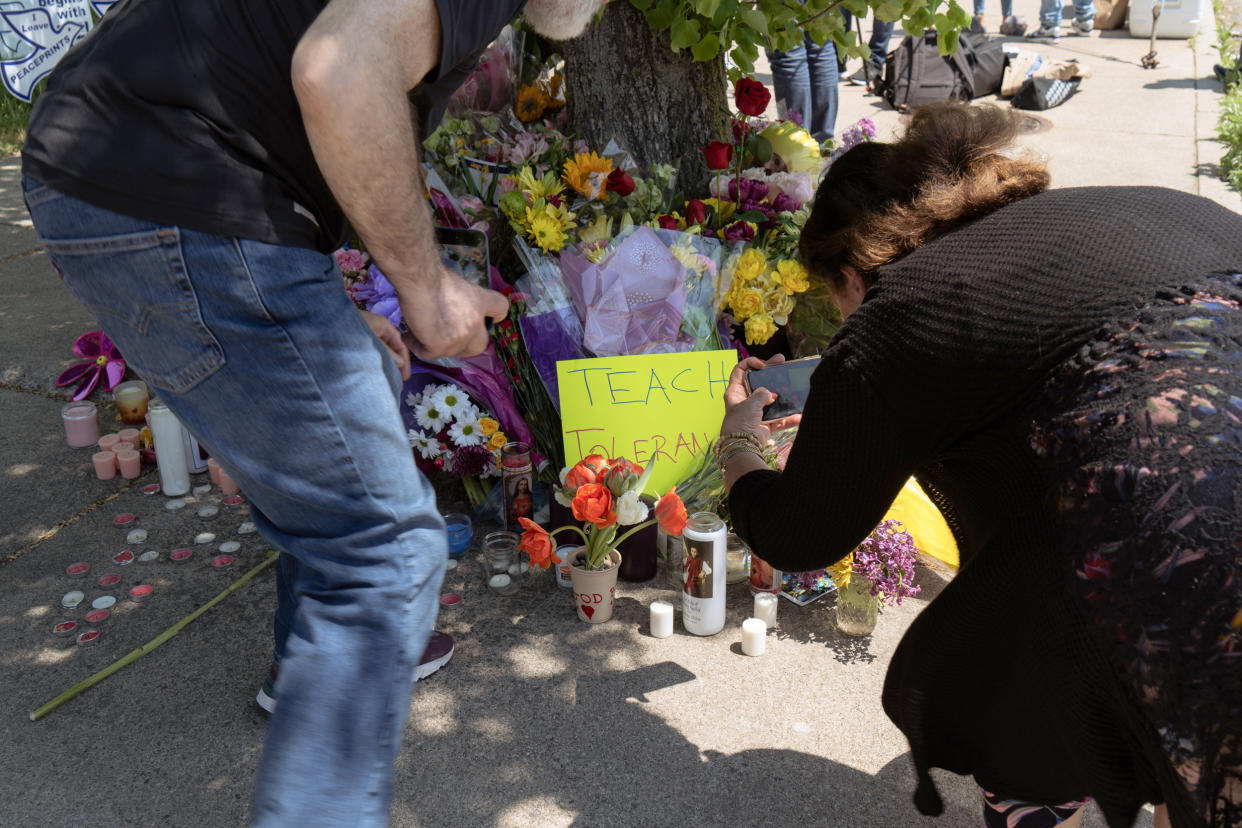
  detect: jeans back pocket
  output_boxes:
[42,228,225,394]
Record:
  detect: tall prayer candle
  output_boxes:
[148,400,190,496]
[681,511,727,636]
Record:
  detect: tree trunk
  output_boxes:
[558,2,728,196]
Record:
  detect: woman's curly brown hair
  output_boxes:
[799,102,1050,290]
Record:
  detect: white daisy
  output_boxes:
[405,391,421,409]
[430,384,473,421]
[482,453,502,478]
[408,430,439,459]
[615,490,649,526]
[448,417,487,447]
[414,396,449,432]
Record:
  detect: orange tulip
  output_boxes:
[571,482,617,529]
[654,488,688,536]
[564,454,607,489]
[518,517,559,568]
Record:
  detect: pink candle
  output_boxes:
[115,449,141,479]
[98,433,121,452]
[61,402,100,448]
[207,457,222,487]
[113,441,134,453]
[92,451,117,480]
[218,467,240,495]
[117,428,141,448]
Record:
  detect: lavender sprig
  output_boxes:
[852,519,921,607]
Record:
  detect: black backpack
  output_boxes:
[876,31,1004,111]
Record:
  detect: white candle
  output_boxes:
[488,573,511,589]
[753,593,778,628]
[741,618,767,656]
[649,601,673,639]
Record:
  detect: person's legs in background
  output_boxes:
[25,179,446,827]
[1069,0,1095,33]
[1028,0,1063,39]
[767,40,813,131]
[982,790,1089,827]
[801,31,839,142]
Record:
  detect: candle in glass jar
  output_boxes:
[649,601,674,638]
[113,380,150,426]
[61,402,100,448]
[92,451,117,480]
[753,593,778,628]
[741,618,767,656]
[115,448,141,479]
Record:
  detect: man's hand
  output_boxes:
[399,265,510,360]
[359,310,411,380]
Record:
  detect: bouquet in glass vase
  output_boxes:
[517,454,689,573]
[829,520,921,636]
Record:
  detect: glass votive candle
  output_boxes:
[62,401,100,448]
[98,433,121,453]
[113,380,150,426]
[443,512,473,557]
[725,533,751,584]
[484,530,522,596]
[92,450,117,480]
[115,448,142,479]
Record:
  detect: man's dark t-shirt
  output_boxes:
[22,0,525,253]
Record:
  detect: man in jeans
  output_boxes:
[1027,0,1095,41]
[21,0,601,824]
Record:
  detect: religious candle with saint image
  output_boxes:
[500,442,533,531]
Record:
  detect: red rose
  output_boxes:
[734,77,771,117]
[606,167,635,196]
[572,483,617,529]
[656,214,680,230]
[684,199,708,226]
[701,141,733,171]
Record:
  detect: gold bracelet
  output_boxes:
[716,442,763,474]
[719,431,763,451]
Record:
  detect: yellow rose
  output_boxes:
[762,288,795,324]
[773,259,810,294]
[478,417,499,436]
[734,248,766,283]
[488,432,508,451]
[730,287,764,321]
[744,313,778,345]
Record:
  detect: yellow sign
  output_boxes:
[557,350,738,494]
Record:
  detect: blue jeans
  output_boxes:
[23,177,446,826]
[766,32,838,142]
[1040,0,1094,28]
[973,0,1015,18]
[840,10,895,73]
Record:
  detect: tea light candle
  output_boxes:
[650,600,674,639]
[129,584,154,601]
[488,573,511,590]
[115,448,141,479]
[753,593,778,628]
[98,433,121,452]
[62,402,100,448]
[741,618,767,656]
[92,451,117,480]
[117,428,141,448]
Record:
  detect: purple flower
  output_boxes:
[852,520,921,607]
[452,444,495,477]
[771,192,801,214]
[352,264,403,328]
[727,176,769,203]
[722,221,755,242]
[785,109,804,128]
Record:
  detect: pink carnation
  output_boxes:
[334,248,368,275]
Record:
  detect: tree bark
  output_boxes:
[558,2,728,196]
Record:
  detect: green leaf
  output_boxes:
[644,6,674,30]
[691,31,721,61]
[937,26,960,56]
[750,134,773,163]
[629,0,655,10]
[736,209,769,223]
[670,18,701,49]
[738,6,767,34]
[691,0,720,16]
[875,0,904,21]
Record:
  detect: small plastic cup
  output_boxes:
[444,512,473,557]
[484,531,522,596]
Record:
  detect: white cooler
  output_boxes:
[1128,0,1204,38]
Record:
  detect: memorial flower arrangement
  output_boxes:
[405,382,510,508]
[827,519,922,607]
[518,454,689,571]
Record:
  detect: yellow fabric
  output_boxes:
[758,121,822,174]
[880,477,959,569]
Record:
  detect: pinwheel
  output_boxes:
[56,331,125,401]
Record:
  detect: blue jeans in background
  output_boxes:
[840,10,895,75]
[1039,0,1094,28]
[23,177,446,827]
[766,32,839,142]
[974,0,1015,19]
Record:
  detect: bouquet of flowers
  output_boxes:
[405,381,509,508]
[517,454,689,572]
[826,519,922,607]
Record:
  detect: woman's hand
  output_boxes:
[361,310,411,381]
[721,354,803,443]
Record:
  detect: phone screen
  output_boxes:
[749,356,821,420]
[435,226,490,289]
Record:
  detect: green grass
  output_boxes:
[1213,0,1242,194]
[0,91,32,156]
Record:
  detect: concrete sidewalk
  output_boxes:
[0,5,1237,825]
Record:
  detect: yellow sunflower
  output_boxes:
[515,85,549,123]
[563,151,613,199]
